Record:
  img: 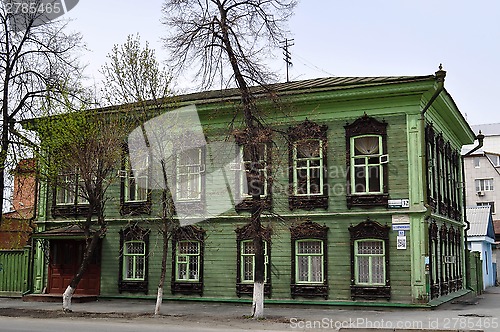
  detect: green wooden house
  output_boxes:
[28,68,476,306]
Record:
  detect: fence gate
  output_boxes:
[0,247,30,297]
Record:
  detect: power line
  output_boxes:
[293,52,336,77]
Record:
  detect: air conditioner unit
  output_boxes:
[477,191,485,196]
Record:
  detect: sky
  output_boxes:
[63,0,500,126]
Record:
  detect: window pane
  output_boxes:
[358,241,384,255]
[189,256,199,280]
[368,166,381,192]
[357,256,370,283]
[310,256,323,282]
[297,256,309,282]
[354,136,379,155]
[297,140,320,158]
[243,256,254,281]
[297,241,321,254]
[125,256,134,279]
[372,256,385,284]
[177,262,187,280]
[354,166,366,193]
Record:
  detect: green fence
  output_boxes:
[0,247,30,297]
[468,251,484,295]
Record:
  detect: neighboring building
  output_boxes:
[463,124,500,285]
[0,159,36,249]
[466,206,495,288]
[28,70,475,306]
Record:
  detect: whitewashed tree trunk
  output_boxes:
[62,285,75,312]
[154,286,163,315]
[252,281,264,319]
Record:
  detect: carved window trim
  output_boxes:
[120,147,152,216]
[171,225,205,295]
[118,225,150,294]
[345,115,388,208]
[290,220,329,299]
[349,219,390,300]
[235,223,272,297]
[288,120,328,210]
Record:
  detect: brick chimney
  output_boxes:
[10,158,36,212]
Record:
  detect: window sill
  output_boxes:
[291,283,328,299]
[346,194,388,208]
[289,195,328,211]
[171,281,203,295]
[236,283,271,297]
[118,280,148,294]
[236,198,272,212]
[120,201,151,216]
[350,285,390,300]
[51,204,94,218]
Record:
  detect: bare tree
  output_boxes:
[0,1,83,223]
[100,34,174,315]
[162,0,296,318]
[35,98,127,312]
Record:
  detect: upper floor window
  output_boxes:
[293,139,324,196]
[350,135,387,195]
[52,171,91,217]
[345,115,388,208]
[233,129,272,212]
[123,155,149,203]
[176,148,204,202]
[476,178,494,192]
[349,219,390,300]
[288,120,328,210]
[474,157,481,168]
[239,144,268,199]
[120,151,151,216]
[118,226,150,294]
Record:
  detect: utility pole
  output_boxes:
[281,38,294,82]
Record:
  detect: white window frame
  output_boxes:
[240,240,268,283]
[240,144,268,199]
[350,135,386,195]
[176,148,204,202]
[122,240,146,281]
[55,173,76,205]
[293,139,324,196]
[477,201,495,214]
[354,239,386,286]
[295,239,324,284]
[123,155,149,203]
[475,178,494,192]
[175,240,201,282]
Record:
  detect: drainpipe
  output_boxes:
[462,132,485,290]
[420,66,445,301]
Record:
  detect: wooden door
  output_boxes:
[48,240,101,295]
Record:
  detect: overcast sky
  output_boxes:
[64,0,500,126]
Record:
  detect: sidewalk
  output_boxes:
[1,288,499,331]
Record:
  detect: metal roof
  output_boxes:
[471,123,500,136]
[467,206,495,238]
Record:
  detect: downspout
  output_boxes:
[462,132,485,290]
[420,66,445,300]
[24,160,39,296]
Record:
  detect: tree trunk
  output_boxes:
[155,218,169,315]
[62,231,101,312]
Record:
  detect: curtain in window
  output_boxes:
[354,136,379,155]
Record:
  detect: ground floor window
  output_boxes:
[171,225,205,295]
[290,221,328,299]
[349,219,390,299]
[118,226,149,294]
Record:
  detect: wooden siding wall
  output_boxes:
[0,248,30,296]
